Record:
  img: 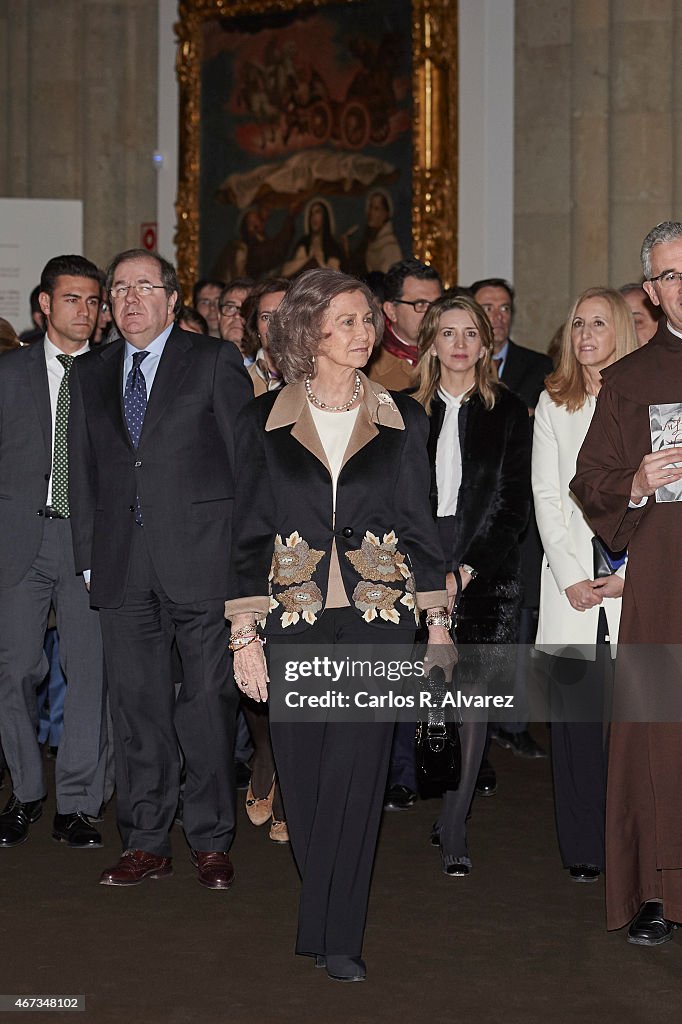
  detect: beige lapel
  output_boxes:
[264,372,404,474]
[265,381,330,472]
[339,373,405,470]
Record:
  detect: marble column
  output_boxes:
[515,0,682,350]
[0,0,158,270]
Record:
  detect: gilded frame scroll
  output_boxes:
[175,0,457,296]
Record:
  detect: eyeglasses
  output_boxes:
[392,299,433,313]
[110,283,166,300]
[220,302,243,316]
[648,271,682,288]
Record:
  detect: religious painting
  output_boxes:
[176,0,457,297]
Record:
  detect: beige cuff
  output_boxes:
[416,589,449,611]
[224,595,270,620]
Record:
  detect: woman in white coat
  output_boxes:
[532,287,637,882]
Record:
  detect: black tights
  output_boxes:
[241,700,285,821]
[436,719,487,861]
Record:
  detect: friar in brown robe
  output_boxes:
[571,316,682,931]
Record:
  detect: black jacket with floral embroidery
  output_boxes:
[225,375,447,635]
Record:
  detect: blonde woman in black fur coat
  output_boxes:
[414,293,531,875]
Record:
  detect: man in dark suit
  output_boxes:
[471,277,552,412]
[68,249,252,888]
[471,278,553,782]
[0,255,109,849]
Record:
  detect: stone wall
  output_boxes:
[514,0,682,350]
[0,0,158,269]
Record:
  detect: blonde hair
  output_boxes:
[546,287,638,411]
[413,293,500,411]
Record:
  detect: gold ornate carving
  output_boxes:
[176,0,458,297]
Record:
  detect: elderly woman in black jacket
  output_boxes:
[225,268,453,982]
[414,293,531,875]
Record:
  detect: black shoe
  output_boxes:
[569,863,601,883]
[326,955,366,982]
[314,955,327,968]
[475,759,497,796]
[235,762,251,791]
[430,822,441,847]
[627,901,677,946]
[383,785,417,811]
[52,812,102,848]
[0,794,43,847]
[441,852,471,877]
[492,728,547,759]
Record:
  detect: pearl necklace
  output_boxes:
[305,371,361,411]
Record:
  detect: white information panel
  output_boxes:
[0,198,83,332]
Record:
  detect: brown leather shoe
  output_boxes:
[190,850,235,890]
[99,849,173,886]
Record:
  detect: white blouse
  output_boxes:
[435,387,467,516]
[309,404,360,510]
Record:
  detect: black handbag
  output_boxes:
[415,665,462,789]
[592,536,627,579]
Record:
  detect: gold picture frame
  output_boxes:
[175,0,458,296]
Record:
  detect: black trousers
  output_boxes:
[269,608,414,957]
[547,609,611,868]
[98,527,239,857]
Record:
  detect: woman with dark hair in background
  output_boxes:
[283,199,343,278]
[0,317,22,353]
[225,268,452,981]
[532,287,636,882]
[414,293,531,876]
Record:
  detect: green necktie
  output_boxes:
[51,354,75,517]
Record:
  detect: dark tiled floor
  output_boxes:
[2,733,680,1022]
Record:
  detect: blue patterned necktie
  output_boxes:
[124,351,149,524]
[124,350,149,448]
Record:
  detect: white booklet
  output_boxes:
[650,403,682,501]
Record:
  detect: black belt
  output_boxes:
[44,506,69,520]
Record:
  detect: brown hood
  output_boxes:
[600,320,682,405]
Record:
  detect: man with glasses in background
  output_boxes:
[218,279,255,364]
[192,279,224,339]
[368,257,443,392]
[69,249,252,890]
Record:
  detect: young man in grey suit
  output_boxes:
[0,255,109,849]
[68,249,252,889]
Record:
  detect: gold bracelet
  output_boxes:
[229,634,266,653]
[230,623,257,641]
[425,609,452,629]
